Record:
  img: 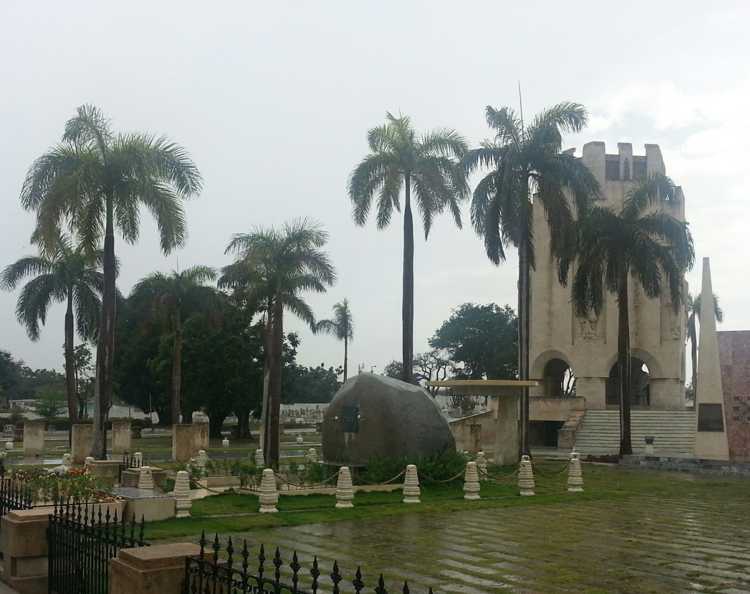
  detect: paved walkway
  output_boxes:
[209,490,750,593]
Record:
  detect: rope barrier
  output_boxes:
[420,468,465,484]
[533,462,571,478]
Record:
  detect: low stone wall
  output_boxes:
[621,454,750,476]
[110,543,200,594]
[1,508,50,594]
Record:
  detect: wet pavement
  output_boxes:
[208,491,750,593]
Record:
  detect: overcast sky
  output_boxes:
[0,1,747,375]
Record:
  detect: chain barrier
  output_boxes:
[419,468,466,484]
[533,461,571,478]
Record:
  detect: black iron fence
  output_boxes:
[0,476,33,517]
[183,532,432,594]
[48,499,149,594]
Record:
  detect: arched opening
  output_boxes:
[606,358,650,407]
[542,359,576,398]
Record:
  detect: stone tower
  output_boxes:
[529,143,686,410]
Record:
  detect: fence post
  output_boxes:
[402,465,420,504]
[567,452,584,493]
[463,462,481,500]
[110,543,200,594]
[1,508,50,594]
[335,467,354,509]
[518,455,535,496]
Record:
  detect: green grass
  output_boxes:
[143,461,750,541]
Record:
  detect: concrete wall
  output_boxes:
[529,143,686,412]
[719,331,750,462]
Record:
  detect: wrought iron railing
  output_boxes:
[183,532,432,594]
[48,499,148,594]
[0,476,33,517]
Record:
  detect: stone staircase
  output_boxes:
[573,409,697,456]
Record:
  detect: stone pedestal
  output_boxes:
[111,419,132,455]
[518,455,536,496]
[22,420,45,457]
[567,452,584,493]
[110,543,201,594]
[138,467,155,491]
[71,424,94,464]
[172,425,196,463]
[1,508,51,594]
[258,468,278,513]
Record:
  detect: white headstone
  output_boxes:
[222,438,230,448]
[5,442,13,451]
[295,435,304,445]
[254,449,264,467]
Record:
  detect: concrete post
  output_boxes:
[258,468,278,513]
[22,420,45,457]
[518,455,535,496]
[111,419,132,455]
[174,471,191,518]
[172,424,196,463]
[335,466,354,509]
[110,543,201,594]
[71,423,94,464]
[1,508,50,594]
[402,464,420,504]
[463,461,481,500]
[567,451,584,493]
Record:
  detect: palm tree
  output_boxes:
[316,299,354,381]
[569,174,694,455]
[687,292,724,396]
[1,234,103,424]
[349,113,468,383]
[131,266,217,425]
[20,105,202,458]
[464,103,600,454]
[220,219,335,468]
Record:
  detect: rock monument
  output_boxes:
[322,373,455,465]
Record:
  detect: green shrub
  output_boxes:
[359,449,468,485]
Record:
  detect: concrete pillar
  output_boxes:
[694,258,730,460]
[402,464,420,504]
[22,420,45,457]
[518,455,535,496]
[463,461,480,500]
[258,469,278,513]
[110,543,201,594]
[493,395,520,466]
[172,424,196,463]
[71,424,93,464]
[174,471,191,518]
[567,452,584,493]
[111,419,132,455]
[1,508,50,594]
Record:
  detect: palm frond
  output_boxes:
[1,257,53,290]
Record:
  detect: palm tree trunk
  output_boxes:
[518,232,531,456]
[92,194,116,459]
[402,171,414,384]
[171,314,183,424]
[267,298,284,469]
[260,311,272,461]
[64,289,78,425]
[343,335,348,382]
[617,268,633,456]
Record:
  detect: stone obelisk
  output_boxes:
[694,257,730,460]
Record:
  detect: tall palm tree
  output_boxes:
[220,219,335,468]
[569,174,694,455]
[464,103,600,454]
[20,104,202,458]
[349,113,468,383]
[686,292,724,395]
[131,266,217,425]
[1,234,103,424]
[316,299,354,381]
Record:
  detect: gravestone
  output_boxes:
[172,424,197,463]
[72,424,94,464]
[22,420,45,457]
[111,419,132,455]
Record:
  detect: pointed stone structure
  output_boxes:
[694,258,730,461]
[402,464,421,504]
[335,466,354,508]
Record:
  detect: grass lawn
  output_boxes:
[144,462,750,541]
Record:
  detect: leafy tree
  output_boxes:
[21,104,202,458]
[430,303,517,379]
[34,387,66,421]
[283,363,340,404]
[464,102,600,454]
[221,219,335,468]
[413,350,452,396]
[383,360,403,380]
[72,343,94,419]
[0,351,22,405]
[686,293,724,395]
[349,113,468,383]
[569,174,694,455]
[131,266,217,424]
[1,234,102,423]
[316,299,354,381]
